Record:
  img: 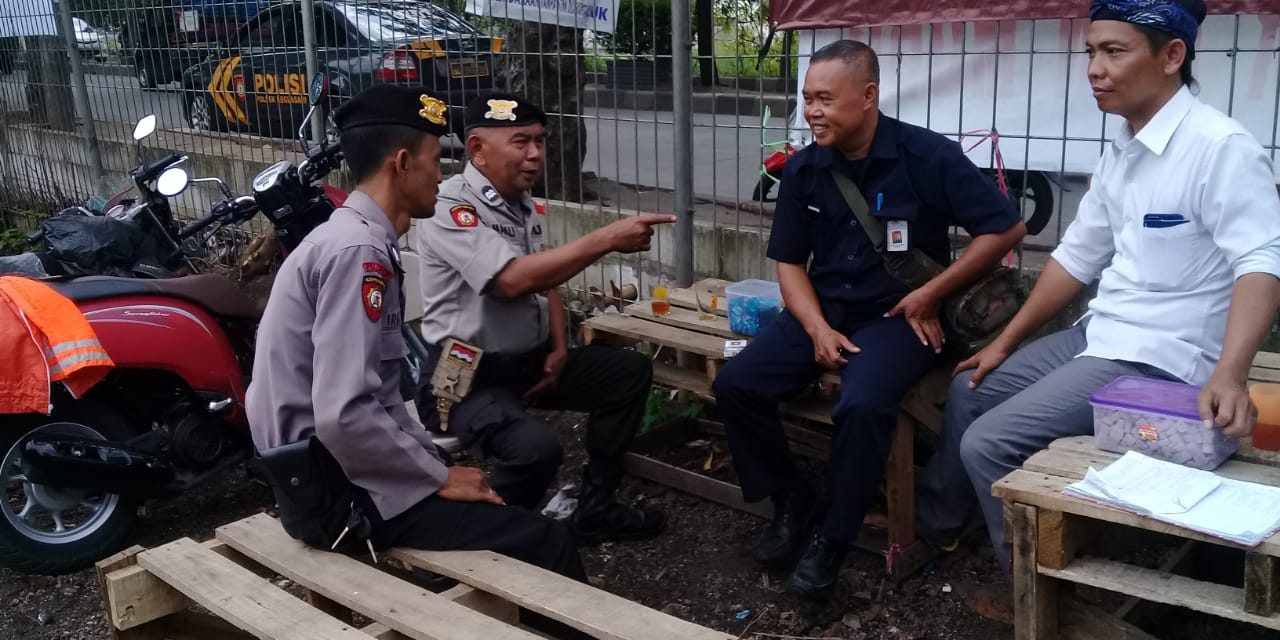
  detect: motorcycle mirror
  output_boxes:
[156,167,190,197]
[132,115,157,141]
[308,73,330,107]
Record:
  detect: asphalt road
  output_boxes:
[0,70,778,204]
[0,70,1082,238]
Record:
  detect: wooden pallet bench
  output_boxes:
[96,512,733,640]
[994,434,1280,640]
[581,278,949,578]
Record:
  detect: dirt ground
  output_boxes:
[0,412,1274,640]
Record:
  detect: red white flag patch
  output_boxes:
[447,343,479,368]
[451,204,479,228]
[361,275,386,322]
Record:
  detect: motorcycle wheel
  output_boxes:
[0,404,137,575]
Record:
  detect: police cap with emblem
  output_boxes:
[334,84,451,136]
[464,92,547,132]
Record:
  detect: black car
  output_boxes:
[180,0,499,139]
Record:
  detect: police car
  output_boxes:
[180,0,498,138]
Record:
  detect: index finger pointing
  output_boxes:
[641,214,679,225]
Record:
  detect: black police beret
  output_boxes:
[335,84,450,137]
[464,92,547,131]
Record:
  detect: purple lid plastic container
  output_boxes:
[1089,376,1201,421]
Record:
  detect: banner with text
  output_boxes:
[466,0,619,34]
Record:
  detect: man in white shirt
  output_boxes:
[916,0,1280,570]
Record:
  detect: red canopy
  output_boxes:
[769,1,1278,31]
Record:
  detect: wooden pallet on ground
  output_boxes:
[96,513,734,640]
[581,278,949,579]
[995,436,1280,640]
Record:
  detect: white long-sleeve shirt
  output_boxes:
[1052,86,1280,385]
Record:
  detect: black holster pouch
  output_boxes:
[254,437,373,552]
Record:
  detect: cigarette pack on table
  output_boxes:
[1090,376,1239,470]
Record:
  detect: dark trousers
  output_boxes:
[713,310,937,541]
[445,344,653,510]
[366,491,587,581]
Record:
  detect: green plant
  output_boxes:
[641,384,704,432]
[606,0,674,59]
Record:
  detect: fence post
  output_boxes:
[671,0,694,286]
[55,0,104,190]
[300,0,324,145]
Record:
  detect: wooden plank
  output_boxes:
[886,413,915,550]
[1237,440,1280,467]
[440,584,521,624]
[652,361,712,395]
[583,314,726,358]
[387,550,737,640]
[306,590,354,626]
[1113,540,1196,620]
[623,452,772,519]
[1037,511,1089,571]
[1252,351,1280,371]
[1042,557,1280,630]
[96,546,166,640]
[215,513,538,640]
[668,278,731,315]
[1245,552,1280,616]
[993,470,1280,555]
[1042,437,1280,486]
[624,302,739,339]
[1011,503,1058,640]
[359,623,409,640]
[137,538,372,640]
[100,539,267,632]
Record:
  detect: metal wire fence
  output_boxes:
[0,1,1277,308]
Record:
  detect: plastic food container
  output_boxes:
[1090,376,1239,470]
[726,279,782,337]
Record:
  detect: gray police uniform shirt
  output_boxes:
[415,162,548,354]
[247,190,448,521]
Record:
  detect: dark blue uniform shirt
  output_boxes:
[766,113,1021,314]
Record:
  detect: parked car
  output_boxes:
[122,1,256,89]
[180,0,500,139]
[72,17,120,61]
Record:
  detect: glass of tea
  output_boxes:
[1249,383,1280,451]
[651,284,670,316]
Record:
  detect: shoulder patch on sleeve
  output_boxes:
[450,204,479,228]
[363,261,393,279]
[361,275,386,322]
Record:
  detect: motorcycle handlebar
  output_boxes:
[139,153,183,183]
[300,142,343,184]
[178,196,258,239]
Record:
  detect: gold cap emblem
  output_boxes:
[484,99,519,121]
[419,94,447,125]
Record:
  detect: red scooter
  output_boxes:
[0,75,346,575]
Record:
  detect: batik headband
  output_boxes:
[1090,0,1201,58]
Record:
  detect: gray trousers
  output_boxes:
[915,322,1175,570]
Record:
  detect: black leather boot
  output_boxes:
[568,461,666,546]
[785,532,849,600]
[752,479,817,570]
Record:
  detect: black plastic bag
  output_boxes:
[39,211,148,277]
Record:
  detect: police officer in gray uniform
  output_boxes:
[247,84,583,580]
[415,92,674,544]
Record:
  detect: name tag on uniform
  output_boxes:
[886,220,910,252]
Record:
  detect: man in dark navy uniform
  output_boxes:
[713,40,1026,599]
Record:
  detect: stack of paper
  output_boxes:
[1065,451,1280,546]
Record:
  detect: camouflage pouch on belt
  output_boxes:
[831,169,1026,358]
[429,337,484,431]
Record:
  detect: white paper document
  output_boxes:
[1065,451,1280,546]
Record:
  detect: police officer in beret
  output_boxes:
[247,84,585,580]
[414,92,674,544]
[712,41,1026,599]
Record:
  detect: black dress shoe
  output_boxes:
[569,501,666,546]
[752,481,817,570]
[785,533,849,600]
